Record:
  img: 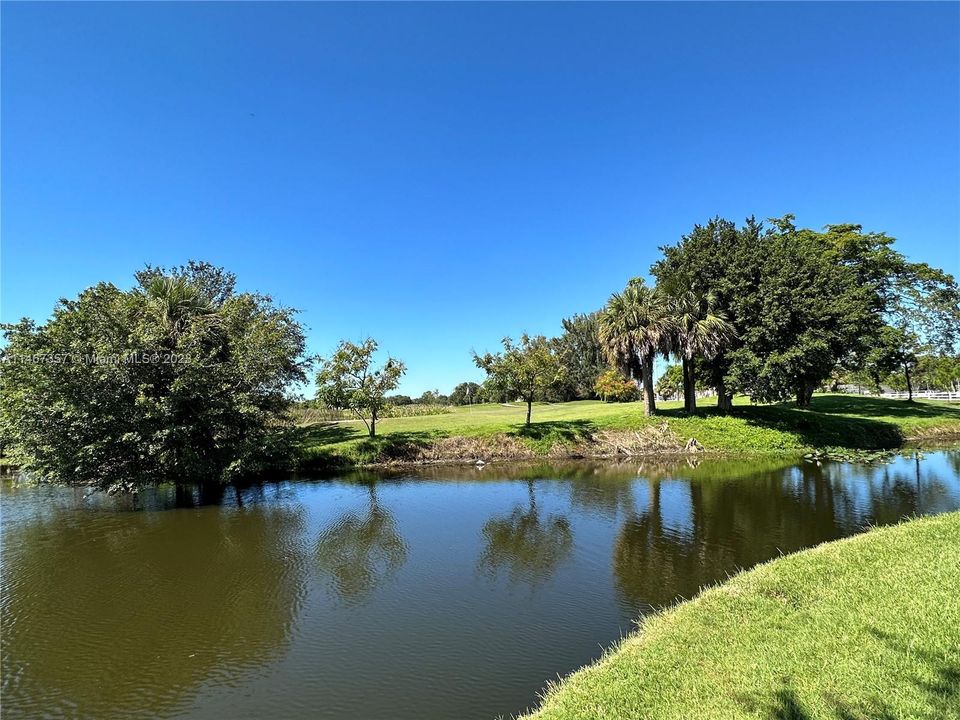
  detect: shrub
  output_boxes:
[594,369,640,402]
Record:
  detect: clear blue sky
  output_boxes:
[3,2,958,396]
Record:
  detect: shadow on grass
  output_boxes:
[760,627,959,719]
[656,395,928,450]
[510,419,598,444]
[736,405,904,450]
[297,422,365,446]
[351,430,445,463]
[810,394,960,421]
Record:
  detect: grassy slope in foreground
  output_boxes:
[524,512,960,720]
[296,394,960,467]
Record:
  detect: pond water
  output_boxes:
[3,450,959,720]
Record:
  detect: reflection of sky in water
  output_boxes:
[657,481,694,539]
[828,452,960,522]
[3,450,959,720]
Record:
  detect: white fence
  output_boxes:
[880,391,960,402]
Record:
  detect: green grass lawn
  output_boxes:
[524,511,960,720]
[295,394,960,468]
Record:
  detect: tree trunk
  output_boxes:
[370,407,377,437]
[716,375,732,413]
[526,398,533,426]
[796,380,813,408]
[642,354,656,416]
[904,363,913,402]
[682,356,697,413]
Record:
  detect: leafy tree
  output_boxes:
[386,394,413,406]
[315,339,406,437]
[598,279,671,416]
[594,369,639,402]
[415,389,449,405]
[652,217,761,411]
[655,216,895,408]
[473,334,564,426]
[655,364,684,400]
[911,354,960,392]
[888,262,960,354]
[0,263,307,491]
[861,325,918,398]
[554,312,606,400]
[449,382,483,405]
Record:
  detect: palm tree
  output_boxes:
[669,290,737,413]
[598,279,671,416]
[144,276,219,343]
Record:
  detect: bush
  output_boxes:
[594,369,640,402]
[0,262,307,491]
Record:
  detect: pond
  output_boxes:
[3,450,959,720]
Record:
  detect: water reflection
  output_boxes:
[610,452,960,614]
[476,480,573,588]
[1,450,957,720]
[315,482,407,605]
[0,490,307,720]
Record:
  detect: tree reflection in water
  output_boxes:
[315,483,407,605]
[477,480,573,587]
[0,488,308,720]
[612,452,960,615]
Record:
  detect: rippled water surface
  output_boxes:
[3,451,959,719]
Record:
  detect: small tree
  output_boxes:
[473,334,563,426]
[315,339,405,437]
[594,369,639,402]
[864,325,919,400]
[655,364,684,400]
[449,382,483,405]
[416,389,449,405]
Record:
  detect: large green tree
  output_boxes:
[473,334,564,426]
[652,217,760,410]
[553,312,606,401]
[653,216,924,408]
[0,262,307,491]
[315,339,405,437]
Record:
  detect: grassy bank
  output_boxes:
[524,511,960,720]
[294,394,960,468]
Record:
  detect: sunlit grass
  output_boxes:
[296,394,960,466]
[523,512,960,720]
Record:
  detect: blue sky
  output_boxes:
[3,2,958,396]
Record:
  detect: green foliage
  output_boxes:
[415,389,449,405]
[449,381,484,405]
[668,289,737,411]
[0,262,307,491]
[655,364,683,400]
[525,513,960,720]
[315,339,405,437]
[553,312,606,400]
[889,261,960,355]
[594,369,640,402]
[473,334,565,425]
[650,216,952,409]
[911,354,960,391]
